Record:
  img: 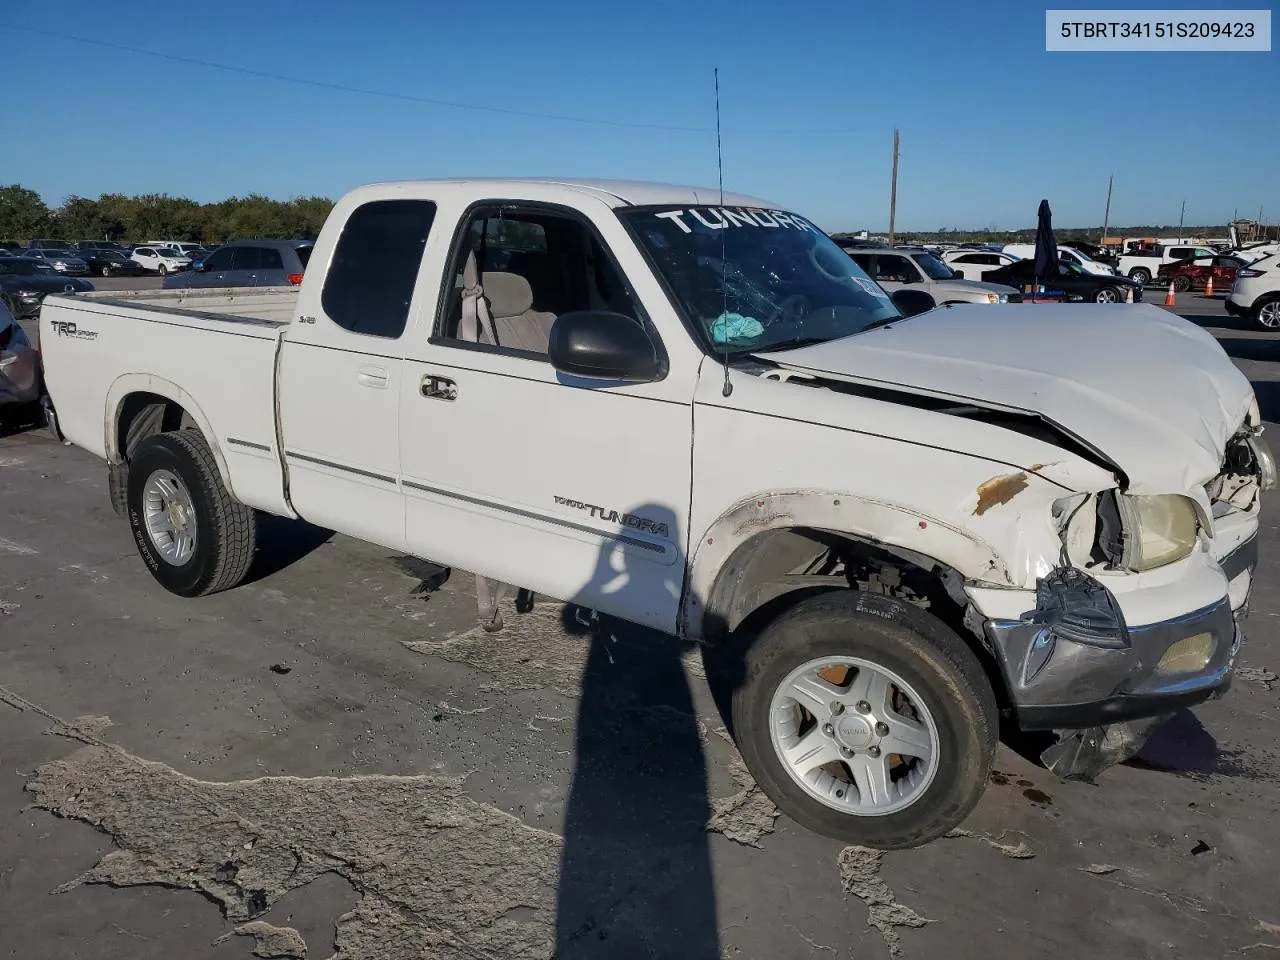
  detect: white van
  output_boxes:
[1003,244,1116,276]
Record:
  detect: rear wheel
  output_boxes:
[1173,275,1192,293]
[126,430,256,597]
[1255,296,1280,331]
[1130,267,1152,285]
[731,592,997,849]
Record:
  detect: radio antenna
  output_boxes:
[716,67,733,398]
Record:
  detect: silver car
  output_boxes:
[846,247,1023,305]
[23,248,91,277]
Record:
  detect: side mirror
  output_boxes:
[890,289,936,318]
[548,310,661,382]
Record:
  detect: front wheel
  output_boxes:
[1173,275,1192,293]
[1255,296,1280,331]
[100,265,112,277]
[1093,287,1120,303]
[1129,268,1152,285]
[127,430,256,597]
[157,264,168,276]
[731,592,997,849]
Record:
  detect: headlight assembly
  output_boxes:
[1101,493,1200,572]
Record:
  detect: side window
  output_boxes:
[873,255,919,282]
[1170,247,1192,260]
[234,247,262,271]
[322,199,437,339]
[439,205,645,357]
[204,248,236,271]
[258,248,284,270]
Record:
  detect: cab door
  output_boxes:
[398,200,695,632]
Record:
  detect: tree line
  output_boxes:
[0,185,334,245]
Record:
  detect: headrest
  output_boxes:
[482,271,533,317]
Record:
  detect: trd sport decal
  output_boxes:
[553,496,670,538]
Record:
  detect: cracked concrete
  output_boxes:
[26,744,563,959]
[215,921,309,958]
[838,846,931,959]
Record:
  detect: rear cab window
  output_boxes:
[321,199,437,339]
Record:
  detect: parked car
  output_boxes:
[1003,243,1116,276]
[21,248,91,276]
[40,178,1267,849]
[845,247,1022,304]
[81,248,149,277]
[941,248,1023,281]
[131,246,192,276]
[1116,244,1217,285]
[0,241,23,254]
[163,239,313,289]
[75,241,129,255]
[26,238,72,251]
[982,257,1143,303]
[1226,254,1280,330]
[1157,254,1247,293]
[1063,240,1118,266]
[0,257,94,321]
[143,241,205,258]
[0,295,42,416]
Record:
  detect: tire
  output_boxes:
[1255,296,1280,331]
[1172,275,1192,293]
[1129,267,1151,285]
[101,265,112,278]
[126,430,256,597]
[1092,287,1120,303]
[158,264,168,276]
[731,591,997,849]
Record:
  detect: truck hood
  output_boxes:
[932,279,1019,297]
[754,303,1254,494]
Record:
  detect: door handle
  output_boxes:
[356,364,390,389]
[420,374,457,401]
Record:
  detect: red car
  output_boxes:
[1158,253,1247,293]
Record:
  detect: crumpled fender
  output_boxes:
[681,488,1016,642]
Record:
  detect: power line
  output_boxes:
[0,24,864,137]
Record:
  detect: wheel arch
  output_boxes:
[682,490,1015,646]
[105,375,231,488]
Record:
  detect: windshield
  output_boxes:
[1059,260,1089,276]
[915,253,955,280]
[159,248,184,257]
[619,205,901,354]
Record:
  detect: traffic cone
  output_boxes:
[1164,281,1176,307]
[1125,286,1134,303]
[1204,274,1215,298]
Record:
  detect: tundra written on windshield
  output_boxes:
[618,205,902,354]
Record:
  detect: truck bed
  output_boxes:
[74,286,300,325]
[39,287,293,517]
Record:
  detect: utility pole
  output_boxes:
[1178,199,1186,240]
[1101,174,1113,244]
[888,128,900,244]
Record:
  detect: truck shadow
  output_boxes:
[553,503,720,960]
[243,512,334,585]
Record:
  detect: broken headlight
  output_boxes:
[1031,566,1129,649]
[1100,493,1199,572]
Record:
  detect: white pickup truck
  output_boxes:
[1117,244,1217,285]
[39,178,1270,849]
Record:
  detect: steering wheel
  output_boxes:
[766,294,811,325]
[809,243,851,283]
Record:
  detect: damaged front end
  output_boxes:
[979,424,1270,780]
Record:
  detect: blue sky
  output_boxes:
[2,0,1275,231]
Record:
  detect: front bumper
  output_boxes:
[984,536,1255,731]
